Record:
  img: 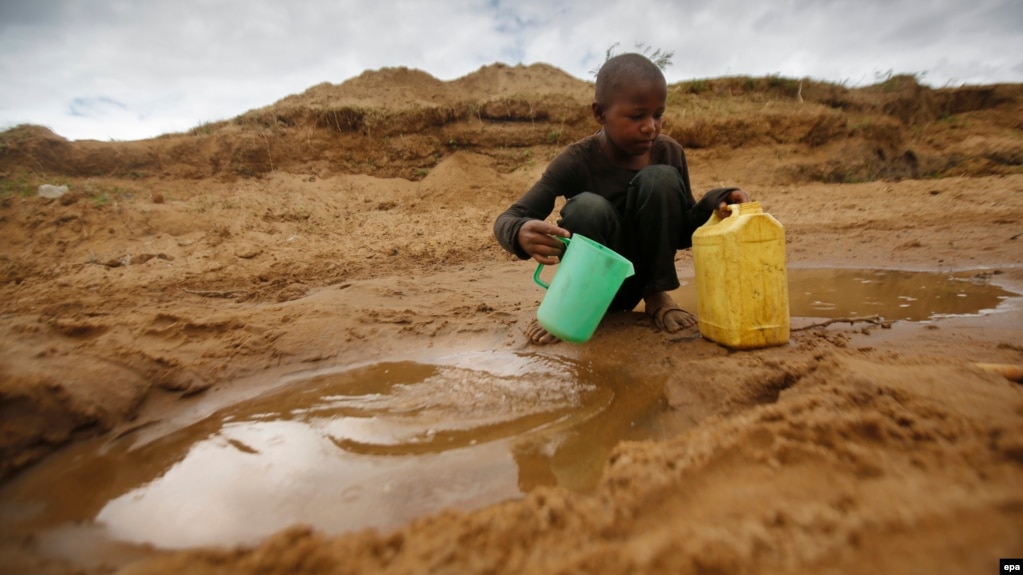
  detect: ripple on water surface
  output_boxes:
[4,351,620,559]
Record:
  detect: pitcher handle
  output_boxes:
[532,236,570,290]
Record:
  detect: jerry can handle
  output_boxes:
[533,236,571,290]
[707,203,745,226]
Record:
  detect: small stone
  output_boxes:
[38,184,68,198]
[235,244,263,259]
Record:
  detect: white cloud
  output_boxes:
[1,0,1020,141]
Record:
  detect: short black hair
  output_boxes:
[594,53,666,106]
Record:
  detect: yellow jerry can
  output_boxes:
[692,201,790,349]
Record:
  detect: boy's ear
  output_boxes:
[591,101,605,124]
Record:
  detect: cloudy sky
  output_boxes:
[2,0,1021,142]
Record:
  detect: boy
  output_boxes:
[493,53,750,344]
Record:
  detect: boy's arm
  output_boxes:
[688,186,744,229]
[494,177,560,259]
[494,148,584,259]
[712,189,752,219]
[673,143,744,227]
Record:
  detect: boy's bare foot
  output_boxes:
[644,291,697,333]
[525,319,561,345]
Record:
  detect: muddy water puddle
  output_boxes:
[0,351,663,567]
[1,268,1016,569]
[670,267,1017,321]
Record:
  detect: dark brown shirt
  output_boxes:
[494,133,731,258]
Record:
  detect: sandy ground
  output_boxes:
[1,64,1022,574]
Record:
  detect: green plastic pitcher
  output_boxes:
[533,234,635,343]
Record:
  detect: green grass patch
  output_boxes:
[0,169,36,198]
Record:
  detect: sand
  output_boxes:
[1,63,1021,574]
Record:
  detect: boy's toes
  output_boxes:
[653,306,697,333]
[526,319,561,345]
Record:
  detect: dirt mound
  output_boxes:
[273,62,588,108]
[3,66,1020,185]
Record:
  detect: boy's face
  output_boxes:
[592,78,667,160]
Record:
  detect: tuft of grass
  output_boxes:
[682,79,710,94]
[82,182,132,208]
[0,169,36,198]
[871,69,927,92]
[589,42,674,77]
[188,119,228,136]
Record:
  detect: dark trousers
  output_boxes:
[557,165,697,312]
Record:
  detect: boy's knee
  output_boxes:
[632,165,680,191]
[562,192,616,220]
[559,192,619,239]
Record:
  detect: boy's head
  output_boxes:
[592,53,668,160]
[594,53,666,107]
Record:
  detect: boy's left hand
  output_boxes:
[717,189,751,219]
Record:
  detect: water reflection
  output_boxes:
[787,269,1013,320]
[4,351,652,558]
[98,419,521,548]
[669,268,1015,321]
[93,352,613,548]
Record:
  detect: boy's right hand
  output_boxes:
[518,220,571,265]
[716,189,751,219]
